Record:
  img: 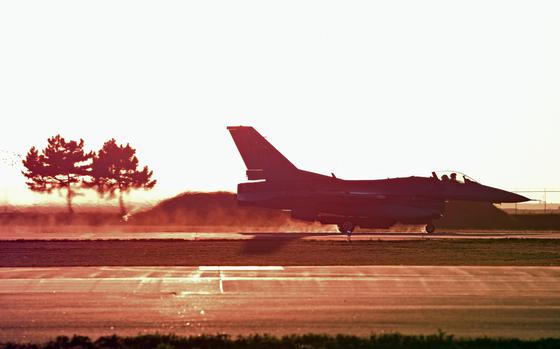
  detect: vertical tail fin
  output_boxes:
[227,126,298,180]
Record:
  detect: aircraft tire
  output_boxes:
[338,221,355,234]
[425,223,435,234]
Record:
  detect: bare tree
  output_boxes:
[86,139,156,216]
[22,135,93,214]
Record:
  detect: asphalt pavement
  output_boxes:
[1,230,559,240]
[1,265,559,341]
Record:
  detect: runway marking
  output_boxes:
[199,266,285,294]
[199,266,285,271]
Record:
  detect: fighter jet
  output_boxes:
[227,126,529,236]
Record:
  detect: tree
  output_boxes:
[87,139,156,216]
[22,135,93,214]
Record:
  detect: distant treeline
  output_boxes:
[1,332,559,349]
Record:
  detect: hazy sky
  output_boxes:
[1,1,559,205]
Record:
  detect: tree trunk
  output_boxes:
[66,187,74,214]
[119,191,126,217]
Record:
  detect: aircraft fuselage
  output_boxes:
[228,126,530,233]
[237,171,527,229]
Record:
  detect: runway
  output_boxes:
[1,230,559,241]
[1,266,559,341]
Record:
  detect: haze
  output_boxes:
[1,1,559,205]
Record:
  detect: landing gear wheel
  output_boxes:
[425,223,435,234]
[338,221,355,238]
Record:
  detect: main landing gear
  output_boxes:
[338,221,355,240]
[424,223,436,234]
[338,221,435,237]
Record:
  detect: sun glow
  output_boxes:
[1,1,559,206]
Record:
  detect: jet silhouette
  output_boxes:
[228,126,529,236]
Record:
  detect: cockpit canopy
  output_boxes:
[431,171,478,184]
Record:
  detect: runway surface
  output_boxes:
[1,266,559,341]
[1,230,559,241]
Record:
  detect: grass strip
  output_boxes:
[2,332,560,349]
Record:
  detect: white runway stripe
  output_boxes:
[199,266,285,271]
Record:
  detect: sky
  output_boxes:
[1,1,559,206]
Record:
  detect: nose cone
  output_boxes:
[511,192,531,203]
[443,182,531,203]
[481,185,531,203]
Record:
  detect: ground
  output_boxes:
[1,230,559,342]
